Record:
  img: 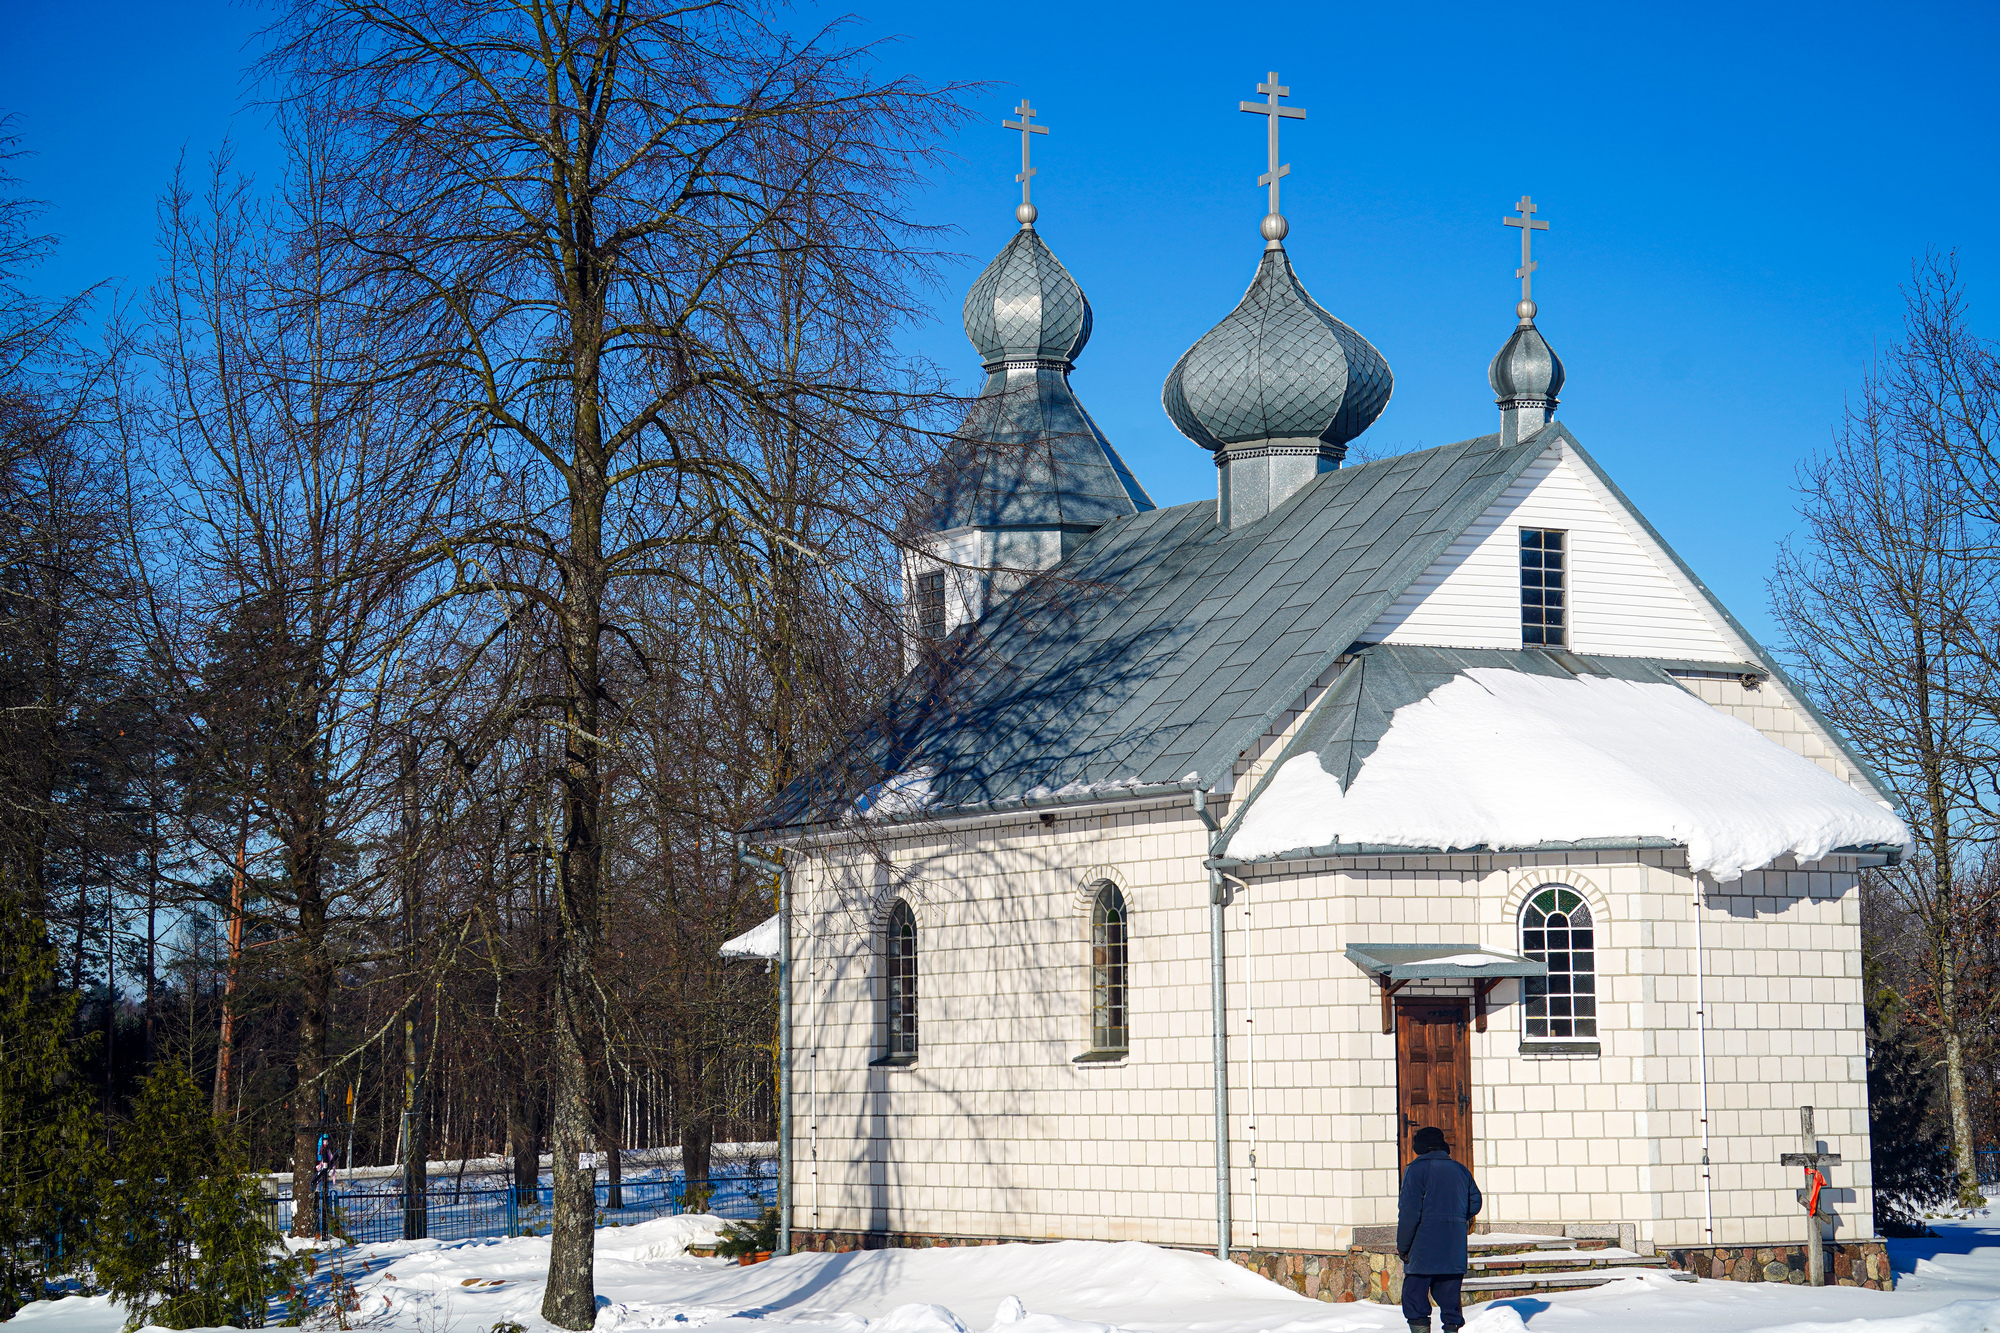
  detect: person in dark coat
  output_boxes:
[1396,1126,1482,1332]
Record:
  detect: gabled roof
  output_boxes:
[757,420,1901,869]
[758,429,1549,831]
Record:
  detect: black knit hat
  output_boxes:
[1412,1127,1449,1155]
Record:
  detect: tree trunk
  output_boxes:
[508,1080,544,1206]
[601,1072,624,1210]
[542,192,610,1321]
[144,806,158,1067]
[544,915,600,1324]
[212,814,248,1120]
[682,1121,713,1207]
[289,881,331,1238]
[543,574,605,1326]
[1937,955,1986,1206]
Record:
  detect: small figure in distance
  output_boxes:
[1396,1126,1483,1332]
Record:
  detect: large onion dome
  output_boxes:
[1162,246,1392,458]
[962,228,1093,370]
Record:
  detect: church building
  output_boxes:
[744,75,1911,1301]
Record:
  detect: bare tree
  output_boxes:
[264,3,960,1318]
[1772,256,2000,1205]
[139,126,460,1233]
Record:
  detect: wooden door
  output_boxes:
[1396,999,1473,1170]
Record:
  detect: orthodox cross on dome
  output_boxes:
[1504,195,1550,308]
[1002,99,1049,224]
[1240,72,1306,228]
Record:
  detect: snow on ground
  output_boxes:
[1229,669,1911,878]
[11,1210,2000,1333]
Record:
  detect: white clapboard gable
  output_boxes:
[1363,436,1741,661]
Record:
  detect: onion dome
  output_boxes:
[1161,246,1392,458]
[963,228,1093,371]
[1489,298,1565,404]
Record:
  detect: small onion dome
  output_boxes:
[1162,247,1392,455]
[1488,300,1565,403]
[962,227,1092,371]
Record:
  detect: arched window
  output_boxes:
[1090,885,1129,1053]
[1520,886,1596,1039]
[885,899,919,1059]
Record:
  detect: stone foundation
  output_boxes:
[788,1230,1895,1297]
[1663,1241,1893,1289]
[1230,1244,1403,1303]
[790,1229,1012,1252]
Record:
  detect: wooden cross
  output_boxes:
[1779,1104,1842,1286]
[1002,99,1049,209]
[1503,195,1550,304]
[1239,72,1307,218]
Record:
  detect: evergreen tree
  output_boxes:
[1869,986,1958,1234]
[93,1063,300,1330]
[0,892,100,1317]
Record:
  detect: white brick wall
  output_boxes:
[788,809,1874,1254]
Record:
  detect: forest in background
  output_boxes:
[0,0,1994,1324]
[0,1,960,1325]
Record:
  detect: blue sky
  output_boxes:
[5,0,1996,648]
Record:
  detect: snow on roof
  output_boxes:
[718,915,780,960]
[853,767,939,820]
[1229,668,1911,880]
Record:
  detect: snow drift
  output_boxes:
[1229,669,1911,880]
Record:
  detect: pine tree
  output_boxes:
[1868,986,1958,1235]
[93,1063,300,1330]
[0,893,101,1318]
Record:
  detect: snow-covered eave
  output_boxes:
[1208,838,1908,871]
[718,914,780,960]
[748,774,1210,846]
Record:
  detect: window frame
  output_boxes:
[1519,884,1600,1054]
[914,570,946,641]
[1520,527,1568,648]
[1082,883,1130,1059]
[873,898,919,1066]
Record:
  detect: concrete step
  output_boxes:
[1464,1252,1695,1292]
[1470,1246,1660,1270]
[1467,1233,1587,1254]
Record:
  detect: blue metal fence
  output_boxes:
[267,1166,773,1245]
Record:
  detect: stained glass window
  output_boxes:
[1090,885,1128,1053]
[886,899,918,1058]
[1521,886,1596,1039]
[1521,528,1567,647]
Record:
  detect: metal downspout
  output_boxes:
[1195,789,1231,1261]
[738,843,793,1256]
[1694,878,1715,1247]
[777,861,793,1256]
